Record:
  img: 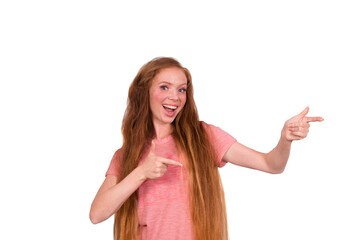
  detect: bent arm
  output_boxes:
[89,167,146,224]
[222,107,323,173]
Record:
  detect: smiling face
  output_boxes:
[149,67,188,128]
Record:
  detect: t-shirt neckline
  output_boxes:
[153,134,173,144]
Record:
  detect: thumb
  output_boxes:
[150,140,156,155]
[298,106,309,118]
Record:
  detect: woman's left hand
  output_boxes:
[282,107,324,141]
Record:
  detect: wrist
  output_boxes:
[280,128,293,145]
[134,165,147,182]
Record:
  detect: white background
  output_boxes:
[1,0,359,239]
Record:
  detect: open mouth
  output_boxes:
[163,104,178,112]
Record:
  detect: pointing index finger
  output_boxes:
[158,157,183,167]
[304,116,324,122]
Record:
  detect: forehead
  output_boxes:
[153,67,187,85]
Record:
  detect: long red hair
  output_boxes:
[114,57,228,240]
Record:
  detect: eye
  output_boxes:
[179,88,187,93]
[160,85,168,90]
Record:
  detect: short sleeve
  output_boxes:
[202,121,237,168]
[105,148,122,177]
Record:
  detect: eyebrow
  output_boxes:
[158,81,187,87]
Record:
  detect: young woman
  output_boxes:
[89,57,323,240]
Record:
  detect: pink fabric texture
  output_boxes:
[105,122,236,240]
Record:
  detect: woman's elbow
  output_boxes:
[89,206,106,225]
[268,166,285,174]
[264,160,286,174]
[89,210,100,224]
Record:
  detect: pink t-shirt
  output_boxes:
[106,122,236,240]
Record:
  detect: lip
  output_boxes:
[162,104,178,111]
[162,104,178,107]
[162,104,178,117]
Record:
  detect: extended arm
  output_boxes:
[222,140,290,174]
[223,107,323,174]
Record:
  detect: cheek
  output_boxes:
[180,94,187,107]
[155,91,166,103]
[150,90,166,107]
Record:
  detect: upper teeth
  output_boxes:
[163,105,177,109]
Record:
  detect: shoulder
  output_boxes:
[113,147,123,158]
[201,121,232,138]
[200,121,216,132]
[200,121,236,150]
[200,121,237,167]
[105,147,123,177]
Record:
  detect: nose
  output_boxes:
[168,89,179,101]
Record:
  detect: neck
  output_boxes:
[153,122,173,140]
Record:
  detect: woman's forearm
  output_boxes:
[90,166,146,224]
[265,133,292,174]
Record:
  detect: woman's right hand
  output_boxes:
[139,141,182,180]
